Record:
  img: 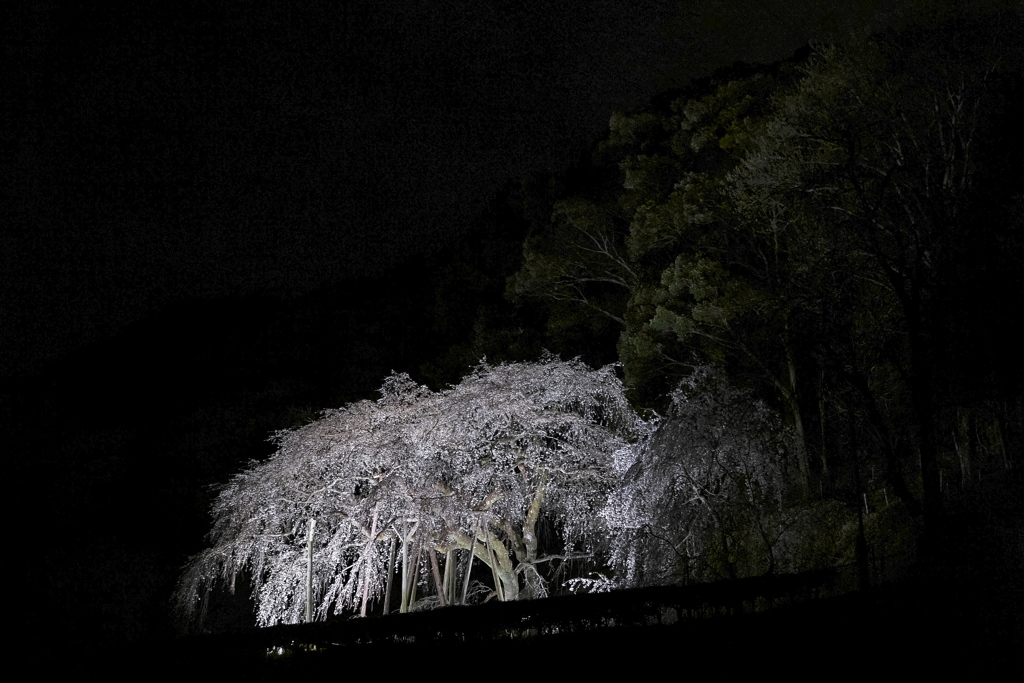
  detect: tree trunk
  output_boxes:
[461,537,477,605]
[454,524,519,602]
[522,471,547,564]
[305,517,316,623]
[400,525,410,613]
[429,549,447,607]
[407,536,422,610]
[442,549,454,605]
[396,521,419,613]
[383,536,396,615]
[489,532,518,602]
[485,530,504,602]
[359,503,380,617]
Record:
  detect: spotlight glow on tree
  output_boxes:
[176,357,645,626]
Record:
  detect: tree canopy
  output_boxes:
[509,16,1022,543]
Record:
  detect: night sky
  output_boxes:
[0,0,945,378]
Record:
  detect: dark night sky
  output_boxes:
[1,0,1005,377]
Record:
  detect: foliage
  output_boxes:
[508,16,1022,539]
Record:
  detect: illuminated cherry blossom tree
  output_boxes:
[603,366,790,586]
[176,357,644,626]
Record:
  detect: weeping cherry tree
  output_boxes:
[604,366,790,586]
[175,357,645,626]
